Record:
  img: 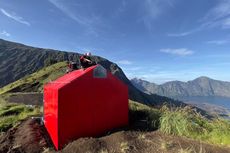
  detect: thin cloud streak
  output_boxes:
[160,48,194,56]
[48,0,90,26]
[201,0,230,29]
[48,0,101,36]
[167,32,192,37]
[0,8,30,26]
[167,27,202,37]
[168,0,230,37]
[203,0,230,22]
[206,40,229,45]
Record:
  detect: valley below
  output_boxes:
[175,96,230,119]
[131,77,230,119]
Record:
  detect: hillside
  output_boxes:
[0,39,182,106]
[0,39,81,88]
[131,77,230,98]
[0,62,67,94]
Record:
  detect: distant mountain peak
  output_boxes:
[132,77,150,82]
[131,76,230,98]
[194,76,211,81]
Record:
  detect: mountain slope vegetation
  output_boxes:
[0,39,81,88]
[0,62,67,94]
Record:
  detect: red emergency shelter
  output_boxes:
[43,65,128,150]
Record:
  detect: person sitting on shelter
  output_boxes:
[80,52,96,69]
[66,61,77,73]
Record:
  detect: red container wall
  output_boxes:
[44,65,128,150]
[44,86,58,148]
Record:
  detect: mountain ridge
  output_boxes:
[0,38,183,106]
[131,77,230,98]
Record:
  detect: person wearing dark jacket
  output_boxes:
[80,52,96,69]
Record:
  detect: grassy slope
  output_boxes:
[0,39,82,88]
[129,100,230,147]
[0,61,67,94]
[159,105,230,146]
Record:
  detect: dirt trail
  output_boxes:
[0,118,229,153]
[62,131,230,153]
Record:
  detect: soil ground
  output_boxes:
[0,118,229,153]
[0,118,49,153]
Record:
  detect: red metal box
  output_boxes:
[43,65,128,150]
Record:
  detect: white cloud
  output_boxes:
[117,60,133,65]
[160,48,194,56]
[0,30,10,37]
[48,0,101,36]
[206,40,229,45]
[48,0,89,26]
[0,8,30,26]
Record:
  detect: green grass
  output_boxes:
[129,100,230,146]
[0,98,42,132]
[129,100,161,130]
[0,61,67,94]
[207,119,230,145]
[0,61,62,131]
[159,105,230,146]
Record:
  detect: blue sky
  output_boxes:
[0,0,230,84]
